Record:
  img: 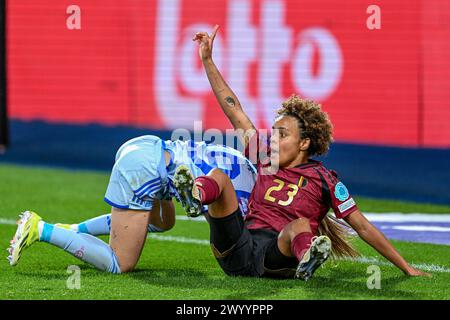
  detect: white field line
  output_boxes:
[147,234,210,245]
[2,216,450,273]
[0,218,17,225]
[339,256,450,274]
[363,213,450,222]
[391,226,450,232]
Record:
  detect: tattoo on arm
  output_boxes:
[224,96,236,107]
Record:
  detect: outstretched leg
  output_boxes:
[55,199,175,236]
[8,211,121,273]
[56,213,112,235]
[8,208,151,274]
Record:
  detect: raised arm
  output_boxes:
[193,25,256,148]
[344,209,431,277]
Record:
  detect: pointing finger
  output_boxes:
[211,25,220,41]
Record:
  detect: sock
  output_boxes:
[64,214,160,236]
[39,223,121,273]
[291,232,314,261]
[194,176,220,205]
[38,220,44,238]
[77,214,111,236]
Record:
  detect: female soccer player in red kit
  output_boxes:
[173,25,430,280]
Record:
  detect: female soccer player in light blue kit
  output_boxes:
[7,135,256,274]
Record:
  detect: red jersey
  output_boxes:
[244,132,358,235]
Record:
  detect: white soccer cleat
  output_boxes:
[8,211,42,266]
[172,165,202,217]
[295,235,332,281]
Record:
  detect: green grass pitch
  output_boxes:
[0,164,449,300]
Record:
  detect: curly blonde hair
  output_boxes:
[276,94,333,156]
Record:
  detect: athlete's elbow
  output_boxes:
[160,219,176,231]
[148,220,175,233]
[162,219,175,231]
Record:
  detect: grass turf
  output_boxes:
[0,163,449,300]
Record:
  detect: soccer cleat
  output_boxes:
[8,211,42,266]
[295,235,332,281]
[172,165,202,217]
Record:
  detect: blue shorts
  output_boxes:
[104,135,167,211]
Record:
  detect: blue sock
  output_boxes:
[77,213,162,235]
[77,214,111,236]
[40,223,121,274]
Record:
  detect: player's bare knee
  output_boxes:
[208,168,231,192]
[114,250,138,273]
[118,261,136,273]
[284,218,311,238]
[294,217,310,228]
[293,218,311,233]
[277,229,294,257]
[278,228,290,244]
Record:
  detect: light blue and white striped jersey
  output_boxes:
[104,135,256,215]
[164,139,257,214]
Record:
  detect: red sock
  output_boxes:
[194,176,220,205]
[291,232,314,261]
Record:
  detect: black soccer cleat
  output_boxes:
[172,165,203,217]
[295,235,332,281]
